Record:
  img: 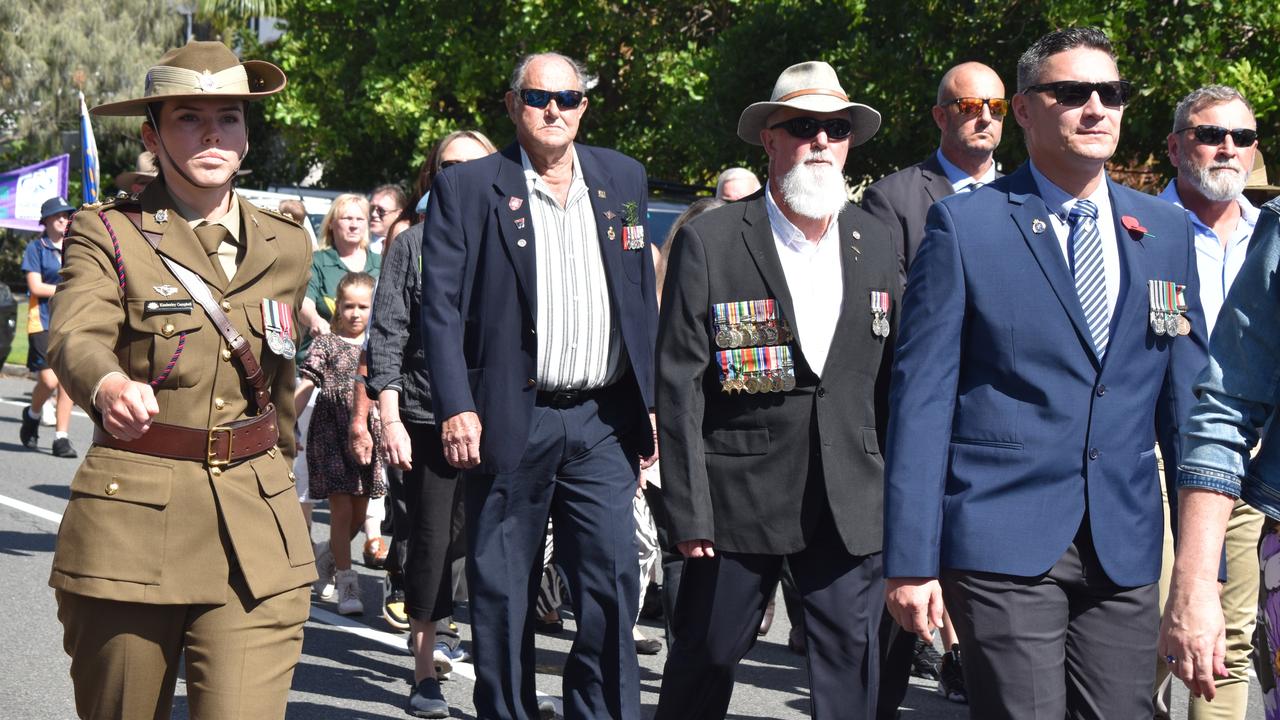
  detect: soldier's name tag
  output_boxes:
[143,299,194,316]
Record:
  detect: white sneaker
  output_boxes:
[336,569,364,615]
[41,398,55,426]
[313,541,336,600]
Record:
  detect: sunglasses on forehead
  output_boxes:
[941,97,1009,118]
[1175,124,1259,147]
[768,117,853,140]
[1022,80,1135,108]
[516,88,585,109]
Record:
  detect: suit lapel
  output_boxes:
[141,184,227,291]
[1106,180,1147,352]
[226,196,278,297]
[919,153,955,204]
[740,196,804,359]
[578,147,628,296]
[1006,166,1098,364]
[493,144,537,318]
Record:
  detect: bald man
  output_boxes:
[862,62,1006,287]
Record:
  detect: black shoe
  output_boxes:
[536,617,564,635]
[910,638,942,681]
[19,408,39,449]
[787,629,805,655]
[51,437,77,458]
[538,699,557,719]
[639,582,664,619]
[937,644,967,704]
[406,677,449,718]
[635,637,662,655]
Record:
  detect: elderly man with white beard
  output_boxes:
[1153,84,1263,720]
[653,61,900,720]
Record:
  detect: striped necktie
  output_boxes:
[1068,199,1108,359]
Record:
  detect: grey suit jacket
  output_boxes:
[655,190,899,556]
[862,152,1001,286]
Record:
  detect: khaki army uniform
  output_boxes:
[48,180,316,719]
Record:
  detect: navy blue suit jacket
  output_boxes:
[421,142,658,474]
[884,163,1208,587]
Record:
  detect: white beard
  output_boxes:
[1181,156,1248,202]
[778,155,849,220]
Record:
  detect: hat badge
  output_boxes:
[197,70,218,92]
[1031,218,1046,235]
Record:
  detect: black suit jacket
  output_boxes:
[861,152,1003,286]
[656,190,899,556]
[422,142,658,473]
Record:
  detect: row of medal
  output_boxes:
[713,299,793,349]
[261,298,298,359]
[716,345,797,394]
[869,291,891,338]
[1148,280,1190,337]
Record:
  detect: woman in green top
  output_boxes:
[301,192,382,337]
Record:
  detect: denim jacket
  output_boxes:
[1178,197,1280,518]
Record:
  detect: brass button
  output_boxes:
[105,480,119,496]
[526,378,536,387]
[211,466,222,477]
[288,471,296,481]
[214,398,226,410]
[221,348,232,361]
[161,322,175,337]
[221,300,232,311]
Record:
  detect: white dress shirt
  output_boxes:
[1028,161,1121,324]
[521,147,621,391]
[1156,181,1258,338]
[763,184,844,377]
[935,149,997,193]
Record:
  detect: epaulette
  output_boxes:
[258,206,305,230]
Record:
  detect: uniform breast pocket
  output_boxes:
[54,452,174,585]
[125,300,204,388]
[242,304,282,376]
[621,244,645,285]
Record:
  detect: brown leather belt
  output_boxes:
[93,404,280,466]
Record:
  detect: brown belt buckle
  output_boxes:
[207,425,234,466]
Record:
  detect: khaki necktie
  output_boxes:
[194,224,230,285]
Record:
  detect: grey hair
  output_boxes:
[1172,85,1254,133]
[714,167,761,198]
[509,52,596,92]
[1016,27,1115,92]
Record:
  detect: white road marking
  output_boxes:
[0,397,90,419]
[0,493,63,524]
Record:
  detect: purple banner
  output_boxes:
[0,155,70,232]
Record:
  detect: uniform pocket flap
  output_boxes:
[255,460,295,497]
[243,304,267,337]
[703,427,769,455]
[70,453,173,507]
[126,300,203,336]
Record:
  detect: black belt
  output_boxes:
[535,385,613,409]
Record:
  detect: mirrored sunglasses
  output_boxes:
[943,97,1009,118]
[517,88,585,109]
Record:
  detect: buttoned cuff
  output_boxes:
[1177,465,1242,499]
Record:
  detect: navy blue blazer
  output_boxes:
[421,142,658,474]
[883,163,1208,588]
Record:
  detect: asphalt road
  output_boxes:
[0,374,1262,719]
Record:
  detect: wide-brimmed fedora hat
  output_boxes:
[1244,150,1280,202]
[115,151,159,190]
[92,40,286,117]
[737,61,881,147]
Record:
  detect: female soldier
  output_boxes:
[48,40,315,718]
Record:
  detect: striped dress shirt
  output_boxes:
[521,147,622,391]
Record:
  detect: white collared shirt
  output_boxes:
[1028,161,1121,323]
[935,149,997,193]
[763,183,844,377]
[1156,181,1258,338]
[521,146,621,391]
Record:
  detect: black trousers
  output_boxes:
[875,609,918,720]
[942,522,1158,720]
[402,421,462,622]
[654,511,883,720]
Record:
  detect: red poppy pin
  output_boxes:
[1121,215,1153,240]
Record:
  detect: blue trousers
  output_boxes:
[465,393,642,720]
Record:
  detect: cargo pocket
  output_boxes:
[255,455,313,568]
[54,453,173,584]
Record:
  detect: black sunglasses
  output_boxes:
[768,117,853,140]
[1022,80,1135,108]
[1174,124,1259,147]
[516,88,585,109]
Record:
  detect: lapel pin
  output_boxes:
[153,284,178,297]
[509,197,523,211]
[514,217,526,229]
[154,209,168,223]
[604,210,616,220]
[607,227,616,241]
[517,239,527,248]
[597,189,607,199]
[851,229,861,241]
[1031,218,1046,234]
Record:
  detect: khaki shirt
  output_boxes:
[48,181,316,604]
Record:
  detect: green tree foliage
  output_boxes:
[244,0,1280,190]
